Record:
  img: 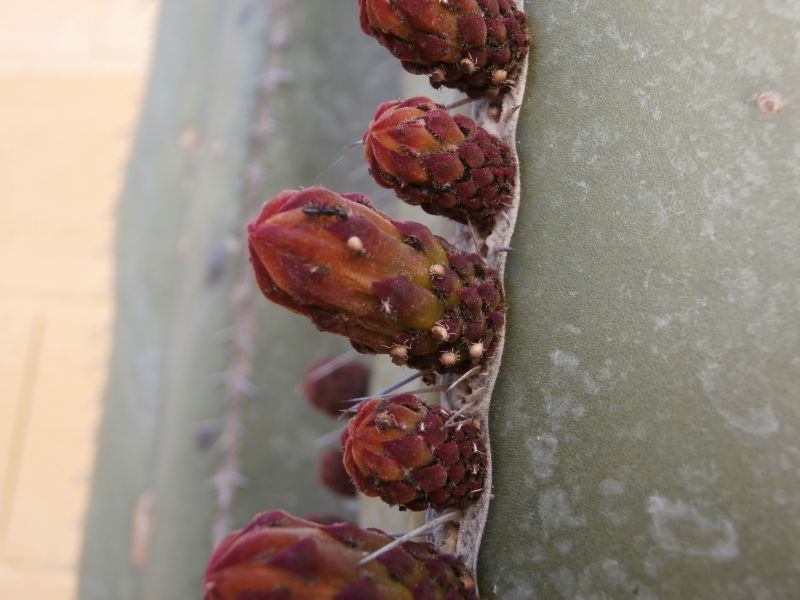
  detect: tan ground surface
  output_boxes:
[0,2,154,598]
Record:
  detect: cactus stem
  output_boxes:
[357,510,462,566]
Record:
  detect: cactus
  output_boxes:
[81,0,800,598]
[248,187,506,374]
[343,394,487,511]
[364,96,516,231]
[78,3,402,599]
[358,0,529,98]
[203,510,478,599]
[477,1,800,597]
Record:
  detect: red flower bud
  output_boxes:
[303,357,371,417]
[364,96,516,232]
[358,0,529,98]
[319,449,357,497]
[248,187,505,374]
[203,510,478,599]
[342,394,487,511]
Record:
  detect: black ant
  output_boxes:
[302,205,348,220]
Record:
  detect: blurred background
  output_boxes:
[0,1,156,598]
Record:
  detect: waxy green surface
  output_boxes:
[480,2,800,597]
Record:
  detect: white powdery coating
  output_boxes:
[647,495,739,561]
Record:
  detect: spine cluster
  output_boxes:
[204,510,479,599]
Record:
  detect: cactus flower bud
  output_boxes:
[248,187,505,374]
[364,96,516,231]
[358,0,529,98]
[342,394,487,511]
[204,510,478,599]
[319,449,357,497]
[303,357,371,417]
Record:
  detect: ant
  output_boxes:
[302,205,348,220]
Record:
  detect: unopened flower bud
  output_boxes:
[364,96,516,232]
[248,187,506,374]
[203,510,478,599]
[358,0,529,98]
[342,394,487,511]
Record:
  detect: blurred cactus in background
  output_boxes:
[78,2,401,599]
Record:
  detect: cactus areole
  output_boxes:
[358,0,529,98]
[364,96,516,232]
[203,510,479,599]
[247,187,506,375]
[343,394,488,511]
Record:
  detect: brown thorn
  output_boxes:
[443,96,477,111]
[445,366,482,395]
[357,511,462,566]
[465,218,482,254]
